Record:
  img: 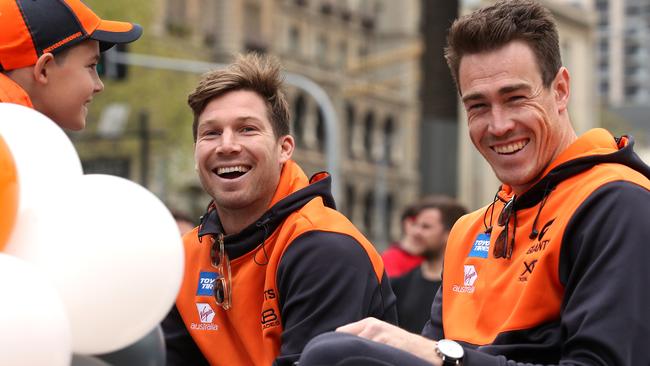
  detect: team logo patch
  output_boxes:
[463,265,478,286]
[191,303,219,331]
[452,264,478,294]
[196,303,216,323]
[519,259,538,282]
[468,233,490,258]
[196,271,217,296]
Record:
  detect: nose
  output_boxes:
[216,129,242,154]
[94,74,104,94]
[487,105,515,137]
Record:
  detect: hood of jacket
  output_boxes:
[196,160,336,259]
[0,73,33,108]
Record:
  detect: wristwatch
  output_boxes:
[436,339,464,365]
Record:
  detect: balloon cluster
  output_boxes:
[0,104,184,365]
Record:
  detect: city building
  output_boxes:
[79,0,422,247]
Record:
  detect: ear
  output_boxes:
[193,142,199,171]
[32,53,55,84]
[278,135,295,164]
[552,67,570,113]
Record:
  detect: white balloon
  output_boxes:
[0,254,72,366]
[6,174,185,354]
[0,103,82,211]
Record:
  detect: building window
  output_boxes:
[289,26,301,54]
[346,102,355,158]
[293,94,307,147]
[385,193,394,240]
[344,183,355,219]
[364,111,374,161]
[338,40,347,68]
[316,106,326,152]
[383,116,395,164]
[200,0,217,46]
[599,81,609,95]
[625,45,639,55]
[316,34,328,64]
[165,0,190,37]
[244,2,266,52]
[364,190,375,236]
[625,86,639,97]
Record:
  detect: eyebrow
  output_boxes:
[461,83,532,104]
[198,115,262,127]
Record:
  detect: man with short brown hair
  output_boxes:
[299,1,650,365]
[166,53,397,366]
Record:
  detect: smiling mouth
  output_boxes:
[213,165,251,179]
[492,139,529,155]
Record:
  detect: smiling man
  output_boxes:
[0,0,142,130]
[165,53,396,366]
[298,1,650,365]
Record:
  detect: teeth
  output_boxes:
[494,140,527,154]
[217,165,250,175]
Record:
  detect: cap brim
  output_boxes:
[90,20,143,51]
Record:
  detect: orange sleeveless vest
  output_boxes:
[441,129,650,345]
[176,161,386,365]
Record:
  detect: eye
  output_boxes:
[240,126,257,133]
[199,129,221,138]
[88,63,98,70]
[508,95,525,102]
[467,103,486,112]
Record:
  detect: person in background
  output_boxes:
[390,197,466,334]
[381,203,425,277]
[298,0,650,365]
[165,53,396,366]
[0,0,142,130]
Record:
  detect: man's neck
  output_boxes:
[216,201,270,236]
[420,254,443,281]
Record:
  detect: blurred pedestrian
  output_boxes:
[390,197,466,333]
[381,203,425,277]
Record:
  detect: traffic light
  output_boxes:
[97,43,129,80]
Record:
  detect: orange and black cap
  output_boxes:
[0,0,142,71]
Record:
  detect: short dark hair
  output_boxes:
[187,53,291,141]
[416,196,467,232]
[400,203,421,224]
[445,0,561,91]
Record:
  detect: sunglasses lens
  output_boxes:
[494,229,506,258]
[211,245,221,267]
[215,278,225,304]
[498,200,512,227]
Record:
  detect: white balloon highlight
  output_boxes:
[0,103,82,211]
[6,174,185,354]
[0,254,72,366]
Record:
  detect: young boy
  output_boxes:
[0,0,142,130]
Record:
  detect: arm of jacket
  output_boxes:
[273,231,398,366]
[424,181,650,366]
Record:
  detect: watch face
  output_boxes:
[438,339,464,360]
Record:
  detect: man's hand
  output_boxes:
[336,317,442,366]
